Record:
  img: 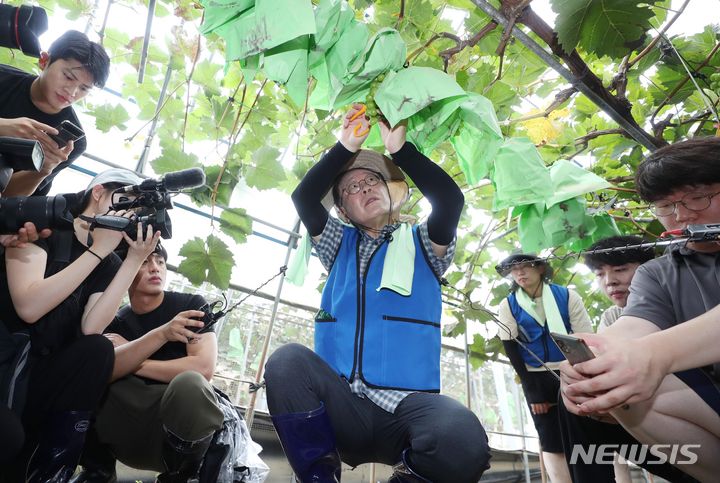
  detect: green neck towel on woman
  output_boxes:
[515,283,568,335]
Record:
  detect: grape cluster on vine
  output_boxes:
[364,73,386,125]
[711,71,720,93]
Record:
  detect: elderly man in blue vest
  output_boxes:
[263,104,490,482]
[496,253,593,482]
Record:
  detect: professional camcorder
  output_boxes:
[0,168,206,238]
[0,4,47,57]
[89,167,206,240]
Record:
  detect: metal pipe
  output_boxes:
[464,325,472,408]
[244,218,301,429]
[513,383,532,483]
[470,0,660,151]
[84,0,100,35]
[136,63,172,172]
[137,0,156,84]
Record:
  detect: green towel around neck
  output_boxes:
[286,222,417,296]
[515,283,568,335]
[286,232,312,286]
[378,222,415,296]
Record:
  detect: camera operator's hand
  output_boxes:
[161,310,205,344]
[0,117,57,142]
[123,223,161,264]
[89,210,133,257]
[36,139,73,176]
[0,222,51,248]
[0,117,71,173]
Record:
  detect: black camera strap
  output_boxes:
[196,266,288,334]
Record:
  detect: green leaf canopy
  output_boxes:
[551,0,660,58]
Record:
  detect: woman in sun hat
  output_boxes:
[0,168,160,482]
[495,252,592,483]
[264,103,490,483]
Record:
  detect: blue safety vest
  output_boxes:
[315,225,442,392]
[507,284,571,367]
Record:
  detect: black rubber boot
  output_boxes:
[68,427,117,483]
[387,449,432,483]
[270,403,341,483]
[25,411,91,483]
[155,427,213,483]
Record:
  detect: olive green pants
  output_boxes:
[94,371,224,471]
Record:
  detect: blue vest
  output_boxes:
[507,284,572,367]
[315,225,442,392]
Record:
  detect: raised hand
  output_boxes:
[123,222,161,264]
[339,103,370,153]
[378,119,407,154]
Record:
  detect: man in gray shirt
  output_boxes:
[560,137,720,482]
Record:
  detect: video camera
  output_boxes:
[0,4,47,57]
[0,167,206,238]
[89,168,206,240]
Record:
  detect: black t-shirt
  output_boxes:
[107,291,210,362]
[0,230,121,353]
[0,64,87,195]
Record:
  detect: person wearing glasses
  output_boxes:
[560,137,720,482]
[263,104,490,482]
[0,30,109,196]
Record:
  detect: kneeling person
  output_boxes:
[75,244,223,482]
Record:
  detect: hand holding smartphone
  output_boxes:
[48,120,84,148]
[550,333,596,365]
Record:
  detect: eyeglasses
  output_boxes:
[649,191,720,217]
[342,174,381,196]
[509,261,539,272]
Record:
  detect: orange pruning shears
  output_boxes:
[350,104,370,137]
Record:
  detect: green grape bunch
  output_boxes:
[364,73,387,125]
[711,71,720,93]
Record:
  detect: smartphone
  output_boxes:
[48,120,85,148]
[550,333,596,365]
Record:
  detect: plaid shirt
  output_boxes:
[313,217,455,413]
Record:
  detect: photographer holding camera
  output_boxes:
[0,29,109,197]
[0,168,160,483]
[0,218,49,468]
[72,243,224,483]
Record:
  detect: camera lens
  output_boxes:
[0,195,73,234]
[0,5,48,57]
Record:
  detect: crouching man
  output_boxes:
[72,243,223,482]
